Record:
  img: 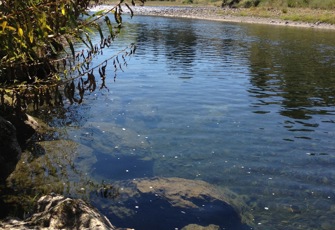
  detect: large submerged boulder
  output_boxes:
[0,194,120,230]
[91,177,253,230]
[0,116,22,183]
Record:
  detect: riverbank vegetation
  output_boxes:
[0,0,136,117]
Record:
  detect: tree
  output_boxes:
[0,0,140,115]
[221,0,260,8]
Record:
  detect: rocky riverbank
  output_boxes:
[91,5,335,30]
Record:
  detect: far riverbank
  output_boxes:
[91,5,335,30]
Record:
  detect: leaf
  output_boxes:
[85,32,94,51]
[77,79,85,103]
[140,0,146,6]
[104,16,114,37]
[49,41,58,55]
[96,23,104,42]
[64,81,75,104]
[27,19,34,43]
[80,36,90,49]
[3,25,16,31]
[125,3,134,18]
[61,4,66,15]
[1,21,7,32]
[66,37,75,59]
[18,27,23,37]
[87,71,96,92]
[114,9,121,25]
[94,10,106,16]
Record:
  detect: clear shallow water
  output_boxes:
[53,15,335,229]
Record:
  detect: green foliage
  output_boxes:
[0,0,141,114]
[309,0,335,9]
[257,0,335,9]
[238,0,260,7]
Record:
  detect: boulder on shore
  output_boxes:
[0,194,126,230]
[0,116,22,183]
[0,113,53,183]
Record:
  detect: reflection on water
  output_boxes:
[248,27,335,121]
[10,14,335,230]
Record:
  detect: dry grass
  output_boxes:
[228,7,335,24]
[279,8,335,24]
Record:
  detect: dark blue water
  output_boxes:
[49,14,335,229]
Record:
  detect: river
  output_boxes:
[12,13,335,230]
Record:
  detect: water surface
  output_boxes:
[50,15,335,229]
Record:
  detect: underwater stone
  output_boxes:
[91,177,253,230]
[181,224,221,230]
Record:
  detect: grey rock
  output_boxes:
[0,116,22,183]
[0,194,116,230]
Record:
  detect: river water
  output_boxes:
[16,13,335,230]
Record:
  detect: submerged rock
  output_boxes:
[8,139,97,197]
[0,194,116,230]
[79,122,151,158]
[91,177,253,230]
[181,224,221,230]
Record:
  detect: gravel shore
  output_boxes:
[91,5,335,30]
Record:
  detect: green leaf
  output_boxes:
[85,32,93,51]
[49,40,58,55]
[114,9,121,25]
[80,36,90,49]
[96,23,104,42]
[66,37,75,59]
[104,16,114,37]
